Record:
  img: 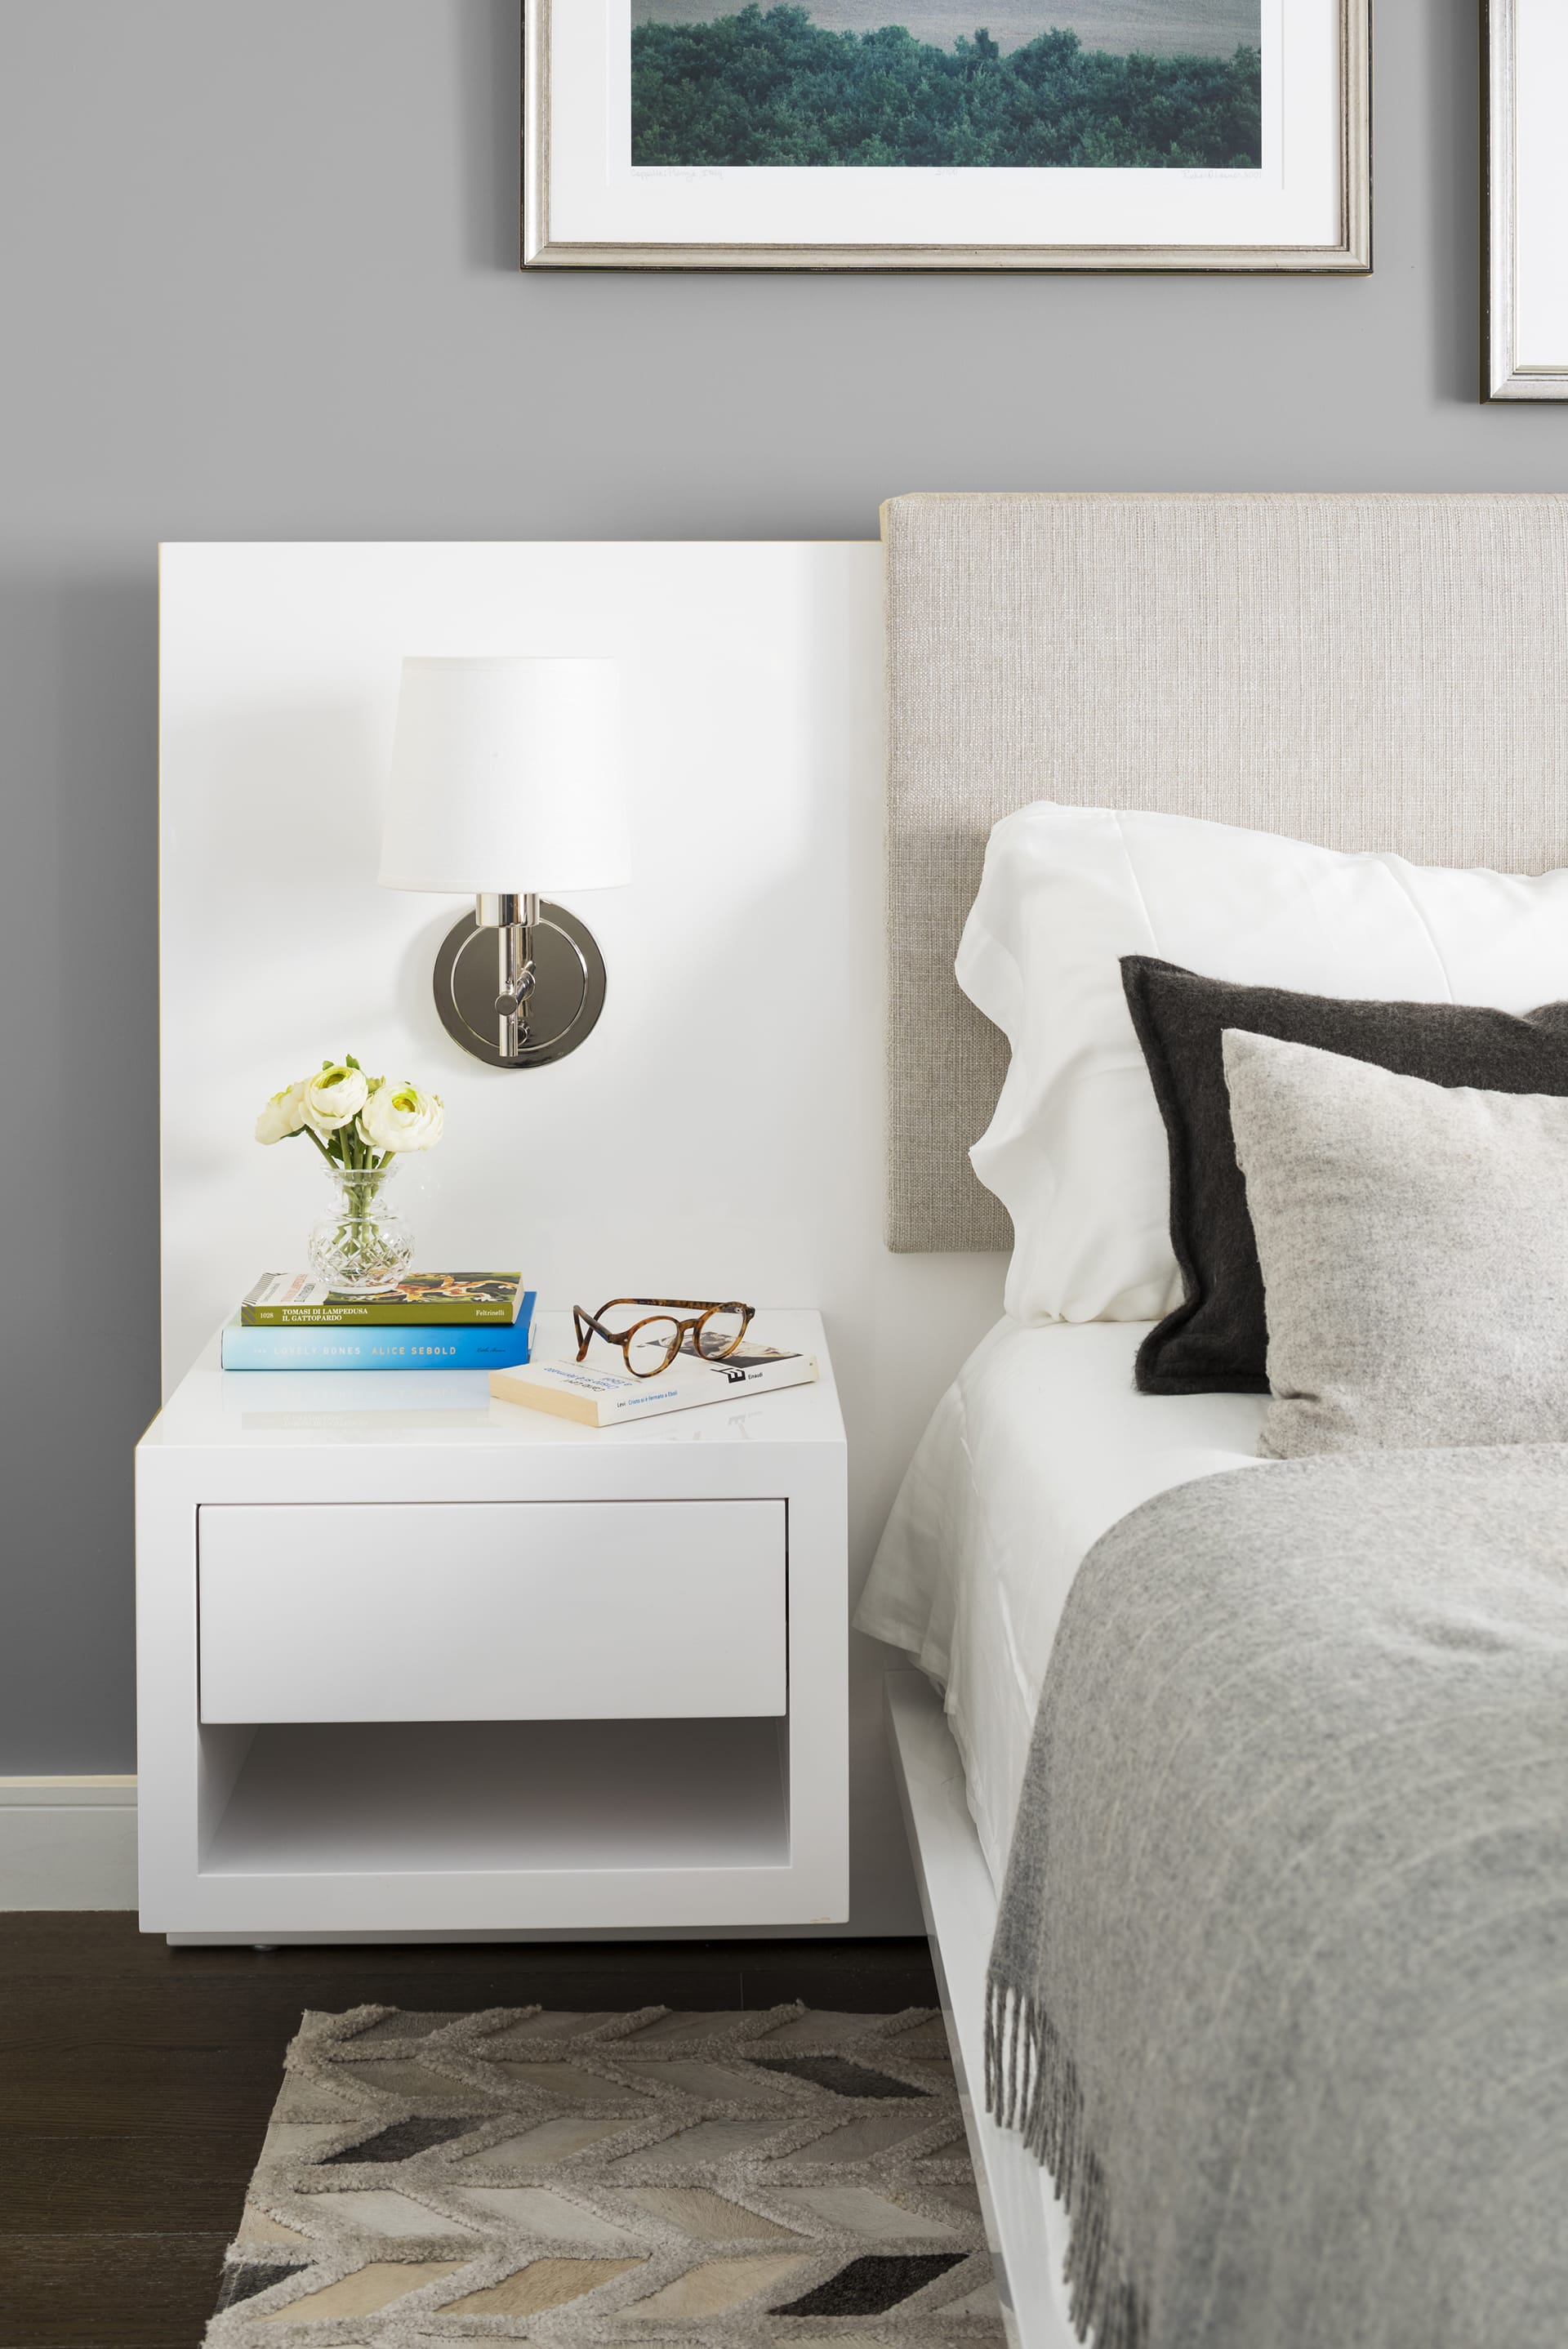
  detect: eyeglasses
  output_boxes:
[572,1297,756,1378]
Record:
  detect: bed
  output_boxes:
[866,492,1568,2347]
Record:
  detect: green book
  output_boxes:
[240,1273,529,1327]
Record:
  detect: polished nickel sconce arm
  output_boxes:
[477,891,540,1060]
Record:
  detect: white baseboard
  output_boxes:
[0,1777,138,1910]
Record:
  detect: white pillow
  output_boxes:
[956,803,1568,1325]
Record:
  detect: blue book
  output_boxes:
[221,1294,536,1371]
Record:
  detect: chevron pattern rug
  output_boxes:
[207,2004,1003,2346]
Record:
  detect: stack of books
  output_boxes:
[220,1274,536,1371]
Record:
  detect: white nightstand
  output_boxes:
[136,1310,846,1945]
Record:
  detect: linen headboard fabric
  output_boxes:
[883,490,1568,1253]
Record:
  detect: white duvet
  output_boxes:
[856,1317,1267,1887]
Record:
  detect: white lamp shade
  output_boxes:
[380,656,630,895]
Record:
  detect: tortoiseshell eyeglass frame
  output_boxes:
[572,1297,757,1379]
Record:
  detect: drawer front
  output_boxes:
[198,1500,786,1724]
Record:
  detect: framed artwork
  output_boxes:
[522,0,1369,272]
[1486,0,1568,397]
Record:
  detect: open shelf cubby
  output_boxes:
[199,1716,791,1879]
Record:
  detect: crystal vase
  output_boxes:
[307,1160,413,1295]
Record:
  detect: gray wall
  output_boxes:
[2,0,1565,1772]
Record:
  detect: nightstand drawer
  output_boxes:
[198,1500,786,1724]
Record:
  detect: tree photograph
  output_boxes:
[631,2,1263,170]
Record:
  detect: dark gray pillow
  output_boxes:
[1120,956,1568,1396]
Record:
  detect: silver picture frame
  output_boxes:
[523,0,1370,274]
[1485,0,1568,399]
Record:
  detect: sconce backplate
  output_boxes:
[433,902,607,1069]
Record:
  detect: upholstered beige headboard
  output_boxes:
[884,490,1568,1253]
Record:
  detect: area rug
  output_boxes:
[207,2004,1003,2345]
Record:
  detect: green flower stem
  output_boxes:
[297,1121,392,1176]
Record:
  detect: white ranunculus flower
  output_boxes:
[254,1079,307,1145]
[301,1062,370,1136]
[359,1080,444,1156]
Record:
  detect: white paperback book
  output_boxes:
[489,1335,817,1426]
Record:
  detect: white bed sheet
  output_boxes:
[858,1317,1267,1888]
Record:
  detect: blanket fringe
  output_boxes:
[985,1973,1147,2349]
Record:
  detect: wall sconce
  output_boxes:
[379,657,629,1068]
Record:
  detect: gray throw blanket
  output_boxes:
[987,1446,1568,2349]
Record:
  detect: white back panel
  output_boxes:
[158,539,1006,1932]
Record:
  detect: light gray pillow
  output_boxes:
[1220,1027,1568,1458]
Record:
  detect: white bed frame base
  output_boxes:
[885,1670,1077,2349]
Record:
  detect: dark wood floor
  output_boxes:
[0,1913,938,2349]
